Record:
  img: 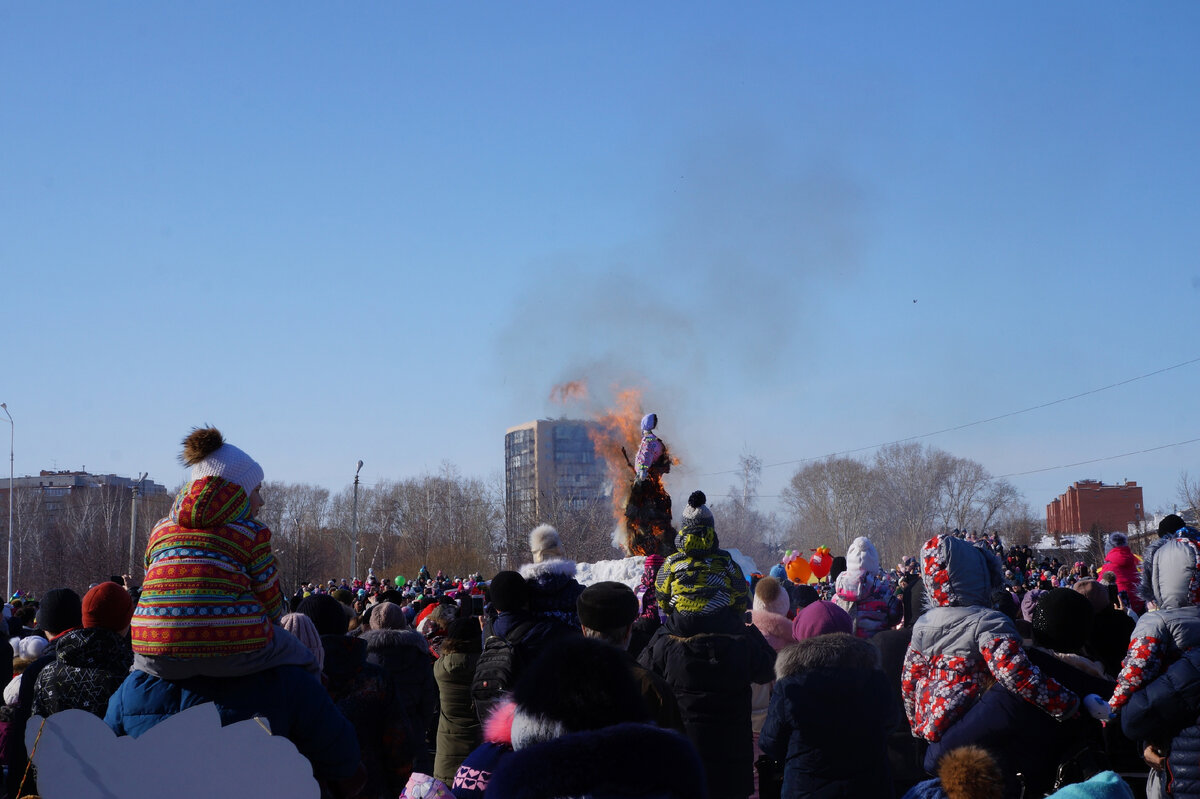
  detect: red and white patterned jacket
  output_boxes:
[1109,535,1200,710]
[903,535,1078,742]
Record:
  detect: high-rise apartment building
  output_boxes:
[504,419,611,535]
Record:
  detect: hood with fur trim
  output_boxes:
[751,608,796,652]
[1140,536,1200,610]
[921,534,1003,608]
[775,632,880,680]
[519,557,577,585]
[359,627,429,657]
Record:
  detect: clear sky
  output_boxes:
[2,2,1198,521]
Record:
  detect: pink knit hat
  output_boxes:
[791,600,852,640]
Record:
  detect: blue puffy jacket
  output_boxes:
[1122,647,1200,799]
[105,665,361,783]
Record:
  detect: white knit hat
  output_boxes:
[181,428,264,495]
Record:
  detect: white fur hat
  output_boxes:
[530,524,565,563]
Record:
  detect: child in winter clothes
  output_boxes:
[1107,532,1200,713]
[749,576,795,783]
[1097,532,1145,615]
[834,535,901,639]
[519,525,586,629]
[655,490,748,623]
[903,534,1079,743]
[132,428,315,680]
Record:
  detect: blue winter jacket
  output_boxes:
[1122,647,1200,799]
[105,665,361,782]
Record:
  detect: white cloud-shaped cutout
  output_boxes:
[26,704,318,799]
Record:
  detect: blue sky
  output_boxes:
[2,2,1198,520]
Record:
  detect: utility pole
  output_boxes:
[350,460,363,582]
[2,404,12,601]
[129,472,147,577]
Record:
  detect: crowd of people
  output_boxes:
[2,426,1199,799]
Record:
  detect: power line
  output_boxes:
[698,354,1200,477]
[996,436,1200,479]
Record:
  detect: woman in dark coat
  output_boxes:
[759,632,897,798]
[638,612,776,799]
[433,617,483,785]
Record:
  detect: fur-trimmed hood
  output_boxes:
[1141,536,1200,610]
[751,608,796,652]
[519,557,577,584]
[921,534,1003,608]
[775,631,880,680]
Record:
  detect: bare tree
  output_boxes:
[781,456,877,557]
[1179,471,1200,520]
[873,443,954,567]
[712,453,781,570]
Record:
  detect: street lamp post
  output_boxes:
[350,460,363,582]
[129,472,147,577]
[1,404,11,601]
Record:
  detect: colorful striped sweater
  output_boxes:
[132,476,284,659]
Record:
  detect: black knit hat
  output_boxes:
[297,593,350,637]
[36,588,82,635]
[1032,588,1094,654]
[792,584,820,609]
[489,570,530,613]
[577,582,639,631]
[510,636,648,749]
[1161,514,1187,538]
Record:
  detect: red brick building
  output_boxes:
[1046,480,1144,534]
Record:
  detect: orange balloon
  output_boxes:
[785,556,811,584]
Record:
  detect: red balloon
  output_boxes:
[809,546,832,580]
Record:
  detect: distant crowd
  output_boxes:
[5,426,1200,799]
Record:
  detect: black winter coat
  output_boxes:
[360,627,437,760]
[31,628,133,718]
[759,633,896,799]
[638,614,775,799]
[322,634,413,799]
[1123,646,1200,799]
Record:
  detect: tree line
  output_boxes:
[2,443,1194,595]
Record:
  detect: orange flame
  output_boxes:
[549,380,588,404]
[584,386,678,556]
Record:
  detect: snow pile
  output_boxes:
[1034,534,1094,553]
[575,549,760,590]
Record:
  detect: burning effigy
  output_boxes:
[619,413,674,557]
[550,381,678,558]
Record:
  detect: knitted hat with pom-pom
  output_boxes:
[180,427,264,496]
[682,491,714,532]
[937,745,1003,799]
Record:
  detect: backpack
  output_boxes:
[471,619,537,723]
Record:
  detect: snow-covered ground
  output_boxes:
[1033,534,1094,553]
[575,549,760,590]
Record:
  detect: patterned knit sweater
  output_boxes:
[132,476,284,658]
